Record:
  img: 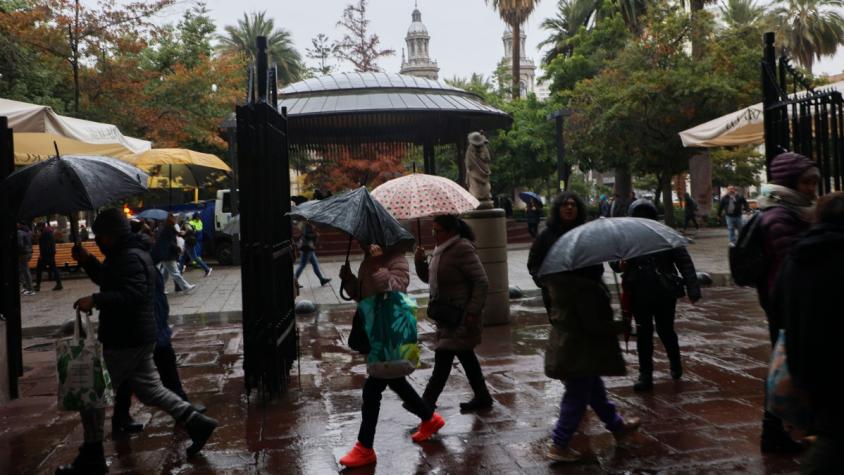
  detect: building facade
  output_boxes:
[400,7,439,80]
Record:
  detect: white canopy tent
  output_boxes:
[0,97,151,153]
[679,80,844,148]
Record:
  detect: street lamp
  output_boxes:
[547,109,572,191]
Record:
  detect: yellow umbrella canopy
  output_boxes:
[13,132,135,165]
[128,148,231,189]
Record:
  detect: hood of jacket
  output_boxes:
[758,184,816,222]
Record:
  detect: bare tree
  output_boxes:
[334,0,394,72]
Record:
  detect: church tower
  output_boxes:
[501,25,536,97]
[400,5,439,80]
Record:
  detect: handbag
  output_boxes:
[427,299,464,328]
[55,311,113,411]
[766,330,813,430]
[348,308,371,354]
[358,292,420,378]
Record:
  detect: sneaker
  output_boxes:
[459,396,494,413]
[613,417,642,445]
[411,412,445,443]
[339,441,376,468]
[184,284,197,294]
[23,290,35,296]
[205,268,212,277]
[319,278,332,287]
[53,284,63,291]
[546,444,581,462]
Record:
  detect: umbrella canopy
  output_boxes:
[128,148,231,189]
[538,217,688,276]
[371,173,479,219]
[519,191,543,206]
[136,208,169,221]
[287,187,415,251]
[13,133,135,165]
[0,155,149,219]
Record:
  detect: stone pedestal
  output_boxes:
[462,208,510,326]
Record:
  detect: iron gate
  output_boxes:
[236,37,297,398]
[763,32,844,193]
[1,117,22,400]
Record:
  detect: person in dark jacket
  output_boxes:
[775,192,844,474]
[528,192,588,314]
[17,222,35,295]
[59,209,217,474]
[542,265,641,462]
[756,152,819,454]
[525,200,542,238]
[683,192,700,233]
[616,199,702,392]
[718,186,750,244]
[415,215,491,413]
[181,219,212,276]
[34,222,62,291]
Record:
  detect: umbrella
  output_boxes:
[127,148,231,207]
[136,208,169,221]
[13,132,135,165]
[537,217,688,277]
[371,173,479,239]
[519,191,543,206]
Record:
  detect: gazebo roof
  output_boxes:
[278,72,511,145]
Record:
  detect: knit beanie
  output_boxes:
[770,152,818,189]
[93,208,131,238]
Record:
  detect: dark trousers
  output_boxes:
[683,214,699,230]
[113,344,188,422]
[423,349,489,405]
[528,222,539,238]
[357,376,432,449]
[802,436,844,474]
[633,297,680,377]
[35,255,61,287]
[552,375,623,448]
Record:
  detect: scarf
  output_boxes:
[758,184,816,223]
[429,235,460,300]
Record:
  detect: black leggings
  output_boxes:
[358,376,432,449]
[633,297,680,376]
[423,349,488,405]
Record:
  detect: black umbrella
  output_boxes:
[0,154,149,240]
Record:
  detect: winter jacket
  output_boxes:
[17,228,32,255]
[145,231,173,347]
[528,226,569,311]
[543,268,626,379]
[684,196,698,217]
[774,223,844,439]
[342,250,410,301]
[416,238,489,351]
[526,208,542,225]
[82,234,157,350]
[718,194,749,218]
[38,228,56,256]
[157,223,182,262]
[617,248,702,306]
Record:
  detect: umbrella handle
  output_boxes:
[339,237,354,302]
[416,218,422,244]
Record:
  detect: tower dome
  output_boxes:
[400,6,439,80]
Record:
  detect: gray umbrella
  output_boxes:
[0,154,149,219]
[538,217,688,277]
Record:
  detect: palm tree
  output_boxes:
[719,0,768,28]
[773,0,844,71]
[487,0,542,100]
[539,0,597,64]
[218,11,303,85]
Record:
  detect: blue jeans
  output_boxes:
[295,250,326,281]
[186,245,210,273]
[726,215,743,243]
[552,375,623,448]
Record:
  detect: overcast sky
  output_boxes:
[156,0,844,81]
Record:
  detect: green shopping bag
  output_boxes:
[357,291,420,378]
[55,311,113,411]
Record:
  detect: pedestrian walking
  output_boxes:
[682,192,700,233]
[599,195,611,217]
[159,219,195,294]
[414,215,492,413]
[17,222,35,295]
[188,212,204,258]
[59,209,217,474]
[526,201,542,238]
[182,219,212,277]
[718,186,750,244]
[615,200,702,392]
[338,243,444,468]
[774,192,844,473]
[755,152,819,453]
[112,215,205,436]
[528,192,588,314]
[294,221,331,286]
[542,263,641,462]
[34,222,62,291]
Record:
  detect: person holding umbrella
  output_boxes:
[414,215,492,413]
[526,200,542,238]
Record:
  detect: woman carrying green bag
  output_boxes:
[338,243,445,469]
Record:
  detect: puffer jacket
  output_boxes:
[416,238,489,351]
[82,234,157,349]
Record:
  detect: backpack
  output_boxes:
[729,208,775,287]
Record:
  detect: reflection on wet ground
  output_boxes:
[1,288,801,474]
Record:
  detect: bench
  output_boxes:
[28,241,105,272]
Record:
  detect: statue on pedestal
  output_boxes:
[465,131,493,209]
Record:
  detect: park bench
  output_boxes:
[27,241,105,272]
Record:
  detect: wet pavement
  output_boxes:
[1,286,803,474]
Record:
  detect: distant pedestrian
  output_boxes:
[34,222,62,291]
[501,195,513,217]
[414,215,491,413]
[616,199,702,392]
[775,192,844,473]
[600,195,611,217]
[542,263,641,462]
[528,192,588,314]
[188,213,204,259]
[526,201,541,238]
[60,209,217,474]
[338,243,444,468]
[79,224,90,241]
[159,219,195,294]
[683,192,700,233]
[182,220,212,277]
[294,221,331,286]
[756,152,819,453]
[17,222,35,295]
[718,185,750,244]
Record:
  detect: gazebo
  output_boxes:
[278,72,512,183]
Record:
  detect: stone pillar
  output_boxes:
[462,208,510,326]
[689,152,713,218]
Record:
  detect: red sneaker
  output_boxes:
[411,412,445,443]
[339,441,376,468]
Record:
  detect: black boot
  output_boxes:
[55,442,107,474]
[184,409,218,456]
[461,372,493,413]
[633,375,653,392]
[669,358,683,380]
[111,416,144,437]
[761,417,803,453]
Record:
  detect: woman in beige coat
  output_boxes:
[415,215,491,412]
